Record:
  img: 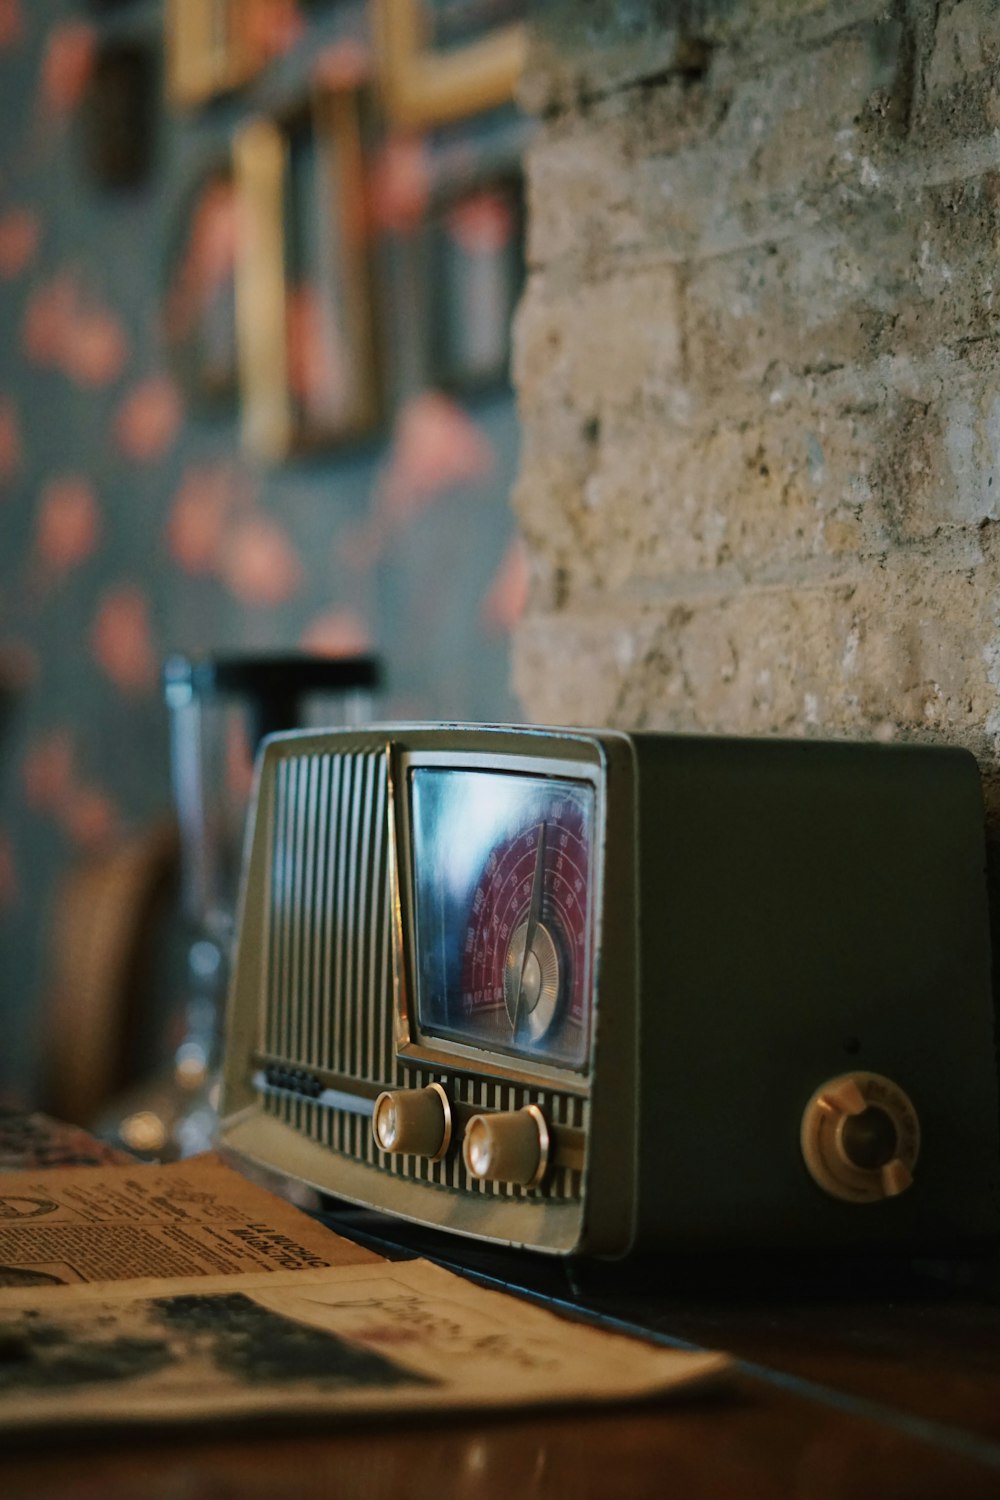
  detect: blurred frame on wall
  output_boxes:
[376,0,528,131]
[83,39,158,191]
[428,171,523,392]
[163,160,240,410]
[234,86,381,462]
[166,0,278,109]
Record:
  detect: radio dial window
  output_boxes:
[408,767,596,1073]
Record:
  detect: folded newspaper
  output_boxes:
[0,1154,731,1437]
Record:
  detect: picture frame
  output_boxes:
[233,87,381,461]
[376,0,528,132]
[165,0,265,109]
[84,38,157,190]
[427,172,524,392]
[162,160,241,410]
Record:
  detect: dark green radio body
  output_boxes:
[220,726,1000,1257]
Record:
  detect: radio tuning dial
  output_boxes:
[502,821,564,1043]
[463,1105,550,1189]
[372,1083,452,1161]
[800,1071,920,1203]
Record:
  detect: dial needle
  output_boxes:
[512,822,546,1038]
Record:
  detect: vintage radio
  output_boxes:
[220,725,1000,1257]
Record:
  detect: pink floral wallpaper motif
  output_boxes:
[23,271,130,385]
[90,586,158,693]
[0,0,525,1105]
[115,376,183,462]
[34,476,101,578]
[40,18,95,118]
[0,395,22,480]
[0,208,40,278]
[0,0,24,54]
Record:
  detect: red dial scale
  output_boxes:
[459,789,592,1070]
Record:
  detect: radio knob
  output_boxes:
[462,1105,550,1189]
[800,1071,920,1203]
[372,1083,452,1161]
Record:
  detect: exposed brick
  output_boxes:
[525,119,645,272]
[522,0,898,120]
[520,2,696,116]
[513,0,1000,793]
[923,0,1000,94]
[514,264,683,423]
[873,381,1000,540]
[515,547,996,737]
[527,24,911,274]
[683,229,899,399]
[570,397,894,586]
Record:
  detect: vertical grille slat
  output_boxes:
[319,755,342,1072]
[309,755,331,1071]
[278,758,295,1061]
[343,754,363,1078]
[367,762,388,1083]
[266,759,284,1057]
[299,753,320,1068]
[332,755,353,1073]
[290,754,306,1064]
[352,754,374,1085]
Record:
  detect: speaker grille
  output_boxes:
[265,748,392,1084]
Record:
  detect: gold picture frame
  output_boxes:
[166,0,285,109]
[166,0,258,108]
[376,0,527,132]
[234,88,381,461]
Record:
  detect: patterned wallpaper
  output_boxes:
[0,0,527,1104]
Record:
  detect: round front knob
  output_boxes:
[462,1105,550,1189]
[372,1083,452,1161]
[800,1071,920,1203]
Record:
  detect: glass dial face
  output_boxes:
[409,767,595,1072]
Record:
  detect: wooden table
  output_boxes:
[4,1206,1000,1500]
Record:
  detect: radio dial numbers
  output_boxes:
[461,798,591,1067]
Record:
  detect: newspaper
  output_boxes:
[0,1258,731,1437]
[0,1155,380,1287]
[0,1152,732,1437]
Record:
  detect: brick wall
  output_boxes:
[512,0,1000,812]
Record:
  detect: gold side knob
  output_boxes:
[372,1083,452,1161]
[800,1071,920,1203]
[462,1105,550,1189]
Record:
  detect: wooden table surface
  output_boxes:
[2,1127,998,1500]
[3,1365,999,1500]
[4,1233,1000,1500]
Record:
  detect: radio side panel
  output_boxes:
[630,735,1000,1254]
[576,730,641,1256]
